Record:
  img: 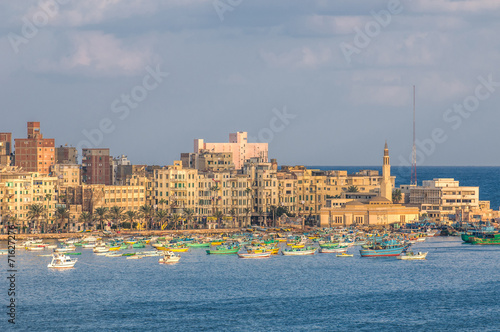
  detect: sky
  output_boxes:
[1,0,500,167]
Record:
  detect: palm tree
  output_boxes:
[244,207,251,227]
[108,206,125,230]
[27,203,46,233]
[139,205,154,230]
[347,185,359,192]
[171,213,182,230]
[79,211,93,231]
[156,210,169,230]
[392,189,402,203]
[158,198,167,210]
[183,208,195,229]
[124,210,138,230]
[94,207,108,231]
[228,208,237,228]
[54,206,70,232]
[213,210,224,228]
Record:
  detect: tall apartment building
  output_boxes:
[14,122,55,174]
[55,145,78,164]
[112,155,132,185]
[181,150,235,172]
[0,133,12,167]
[81,148,112,185]
[193,132,268,169]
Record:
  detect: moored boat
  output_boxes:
[336,253,353,258]
[159,251,180,264]
[282,247,316,256]
[206,245,240,255]
[47,253,77,269]
[397,251,428,260]
[237,252,271,259]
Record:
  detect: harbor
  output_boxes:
[3,230,499,331]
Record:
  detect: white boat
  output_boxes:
[319,248,347,254]
[126,255,143,260]
[93,246,109,253]
[282,248,316,256]
[237,252,271,259]
[159,251,180,264]
[0,249,8,255]
[105,253,122,257]
[25,246,45,251]
[416,237,426,242]
[336,253,354,257]
[47,253,77,269]
[82,242,97,249]
[47,245,58,249]
[397,251,428,260]
[54,245,76,252]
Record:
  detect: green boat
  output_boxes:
[120,244,129,249]
[187,242,210,248]
[74,242,83,247]
[319,242,339,248]
[206,246,240,254]
[469,233,500,245]
[132,243,146,248]
[66,252,82,255]
[122,253,135,256]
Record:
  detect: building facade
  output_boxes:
[55,145,78,164]
[81,148,112,185]
[193,132,268,169]
[14,122,55,174]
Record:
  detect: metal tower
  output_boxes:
[411,85,417,185]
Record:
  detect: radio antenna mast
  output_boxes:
[411,85,417,186]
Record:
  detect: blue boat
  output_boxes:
[359,239,404,257]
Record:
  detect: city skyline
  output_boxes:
[2,1,500,166]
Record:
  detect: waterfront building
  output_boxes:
[51,164,81,186]
[193,132,268,170]
[81,148,112,185]
[112,155,132,185]
[0,133,12,167]
[408,178,479,222]
[0,167,58,232]
[55,145,78,164]
[14,122,55,174]
[181,150,235,172]
[319,197,420,227]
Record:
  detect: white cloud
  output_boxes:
[32,31,157,77]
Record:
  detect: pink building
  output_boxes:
[194,132,268,170]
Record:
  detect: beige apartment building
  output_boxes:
[0,167,58,232]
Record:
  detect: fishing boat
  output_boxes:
[25,246,45,251]
[187,242,210,248]
[359,240,404,257]
[206,245,240,255]
[122,252,136,257]
[237,252,271,259]
[0,249,8,255]
[126,255,143,259]
[93,246,109,253]
[47,253,77,269]
[82,242,97,249]
[336,253,353,258]
[105,252,122,257]
[319,247,347,254]
[469,233,500,245]
[282,247,316,256]
[132,242,146,248]
[159,251,180,264]
[319,242,340,248]
[397,251,428,260]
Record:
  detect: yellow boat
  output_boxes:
[291,244,305,249]
[277,238,287,242]
[211,241,224,246]
[108,246,121,251]
[168,247,189,253]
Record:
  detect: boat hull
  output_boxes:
[360,247,404,257]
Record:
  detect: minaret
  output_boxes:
[380,141,392,201]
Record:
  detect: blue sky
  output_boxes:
[1,0,500,166]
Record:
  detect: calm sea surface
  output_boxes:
[2,237,500,331]
[2,166,500,331]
